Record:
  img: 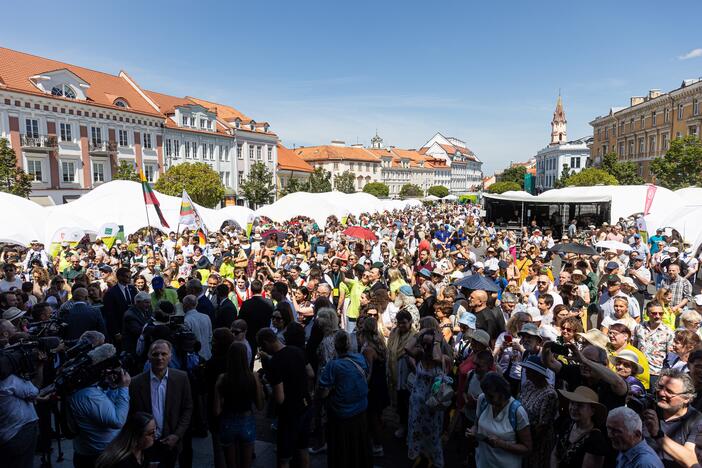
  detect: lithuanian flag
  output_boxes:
[139,168,170,228]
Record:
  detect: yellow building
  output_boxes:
[590,79,702,180]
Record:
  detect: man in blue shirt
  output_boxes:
[69,365,130,467]
[607,406,663,468]
[649,229,665,255]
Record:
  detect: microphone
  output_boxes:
[87,343,116,364]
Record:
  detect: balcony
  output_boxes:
[21,134,57,151]
[89,141,117,154]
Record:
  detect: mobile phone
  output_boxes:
[549,342,570,356]
[504,335,512,344]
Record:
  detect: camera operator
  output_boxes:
[68,344,131,468]
[0,326,46,468]
[642,368,702,468]
[137,301,176,359]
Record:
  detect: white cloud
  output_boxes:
[678,48,702,60]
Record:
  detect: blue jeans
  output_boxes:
[219,413,256,446]
[346,318,357,334]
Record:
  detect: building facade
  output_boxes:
[277,144,313,193]
[419,133,483,194]
[590,79,702,180]
[535,96,591,190]
[295,141,383,191]
[0,47,276,206]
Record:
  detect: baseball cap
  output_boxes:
[605,261,619,270]
[473,261,484,270]
[152,276,165,290]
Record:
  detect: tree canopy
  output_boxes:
[553,164,573,189]
[362,182,389,198]
[333,170,356,193]
[280,177,307,197]
[238,162,275,207]
[599,152,644,185]
[113,160,140,183]
[498,165,526,188]
[399,183,423,198]
[562,167,618,187]
[308,167,332,193]
[486,181,521,194]
[154,162,225,208]
[427,185,449,198]
[0,138,31,198]
[650,136,702,190]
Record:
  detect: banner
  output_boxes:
[98,222,120,248]
[179,190,207,237]
[643,184,657,216]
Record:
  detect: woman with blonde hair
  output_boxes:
[31,266,50,301]
[387,267,408,300]
[600,296,637,335]
[653,287,676,329]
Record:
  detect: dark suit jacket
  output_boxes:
[238,295,274,350]
[213,297,237,330]
[122,305,151,355]
[103,284,138,340]
[129,368,193,442]
[62,302,107,341]
[196,294,216,325]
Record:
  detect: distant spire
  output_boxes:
[550,93,567,146]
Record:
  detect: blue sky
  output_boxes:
[2,0,702,173]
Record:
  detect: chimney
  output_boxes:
[648,89,662,100]
[630,96,645,106]
[331,139,345,147]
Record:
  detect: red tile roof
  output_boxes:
[296,145,380,163]
[277,144,313,172]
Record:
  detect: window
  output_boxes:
[662,133,669,151]
[91,127,102,145]
[267,146,272,162]
[203,144,209,159]
[209,144,215,160]
[192,142,198,159]
[664,108,670,123]
[142,133,152,149]
[221,171,231,186]
[222,145,229,161]
[249,145,254,159]
[61,161,76,183]
[59,123,72,142]
[185,141,191,159]
[256,146,262,160]
[25,119,39,138]
[200,119,207,129]
[628,140,634,157]
[51,84,76,99]
[118,130,129,147]
[695,99,700,116]
[612,124,617,136]
[238,171,244,185]
[333,162,339,170]
[604,127,608,139]
[144,164,156,182]
[618,142,624,155]
[173,140,180,158]
[649,135,656,154]
[629,118,634,131]
[640,116,645,129]
[165,139,172,157]
[182,115,188,126]
[570,157,581,168]
[114,99,128,108]
[237,144,243,159]
[350,162,355,171]
[92,162,105,183]
[27,160,42,182]
[638,138,645,155]
[597,128,601,140]
[652,111,657,126]
[678,104,684,120]
[689,126,698,138]
[207,120,212,130]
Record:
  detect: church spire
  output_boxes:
[550,93,567,145]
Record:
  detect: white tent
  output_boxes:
[443,194,458,201]
[255,192,348,226]
[0,192,45,245]
[423,195,439,201]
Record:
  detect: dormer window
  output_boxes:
[264,124,270,132]
[249,121,256,131]
[114,99,129,108]
[234,119,241,129]
[51,84,76,99]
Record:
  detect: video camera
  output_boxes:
[26,319,67,338]
[0,336,61,380]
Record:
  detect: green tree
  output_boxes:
[554,164,573,189]
[237,162,275,207]
[600,152,644,185]
[427,185,449,198]
[399,183,423,198]
[362,182,389,198]
[486,181,521,194]
[0,138,31,198]
[113,160,140,182]
[280,177,307,197]
[154,162,225,208]
[333,170,356,193]
[498,165,526,188]
[650,136,702,189]
[562,167,618,187]
[308,167,332,193]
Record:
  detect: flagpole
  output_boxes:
[143,190,156,253]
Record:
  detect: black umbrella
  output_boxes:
[453,274,500,292]
[261,229,287,241]
[549,243,597,256]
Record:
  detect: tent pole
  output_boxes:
[521,201,524,228]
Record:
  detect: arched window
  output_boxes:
[51,84,76,99]
[114,99,129,108]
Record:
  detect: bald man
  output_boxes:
[469,289,501,341]
[62,287,107,340]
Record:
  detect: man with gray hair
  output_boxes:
[186,278,215,324]
[62,287,106,340]
[642,368,702,467]
[122,291,152,357]
[499,292,518,323]
[183,294,212,360]
[607,406,663,468]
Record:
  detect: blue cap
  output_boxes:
[419,268,432,278]
[152,276,164,290]
[633,233,641,239]
[275,246,283,253]
[398,285,413,296]
[606,261,619,270]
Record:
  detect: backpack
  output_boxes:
[477,395,522,432]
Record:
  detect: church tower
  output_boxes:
[371,130,384,149]
[550,94,567,146]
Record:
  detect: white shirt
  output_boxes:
[150,369,168,438]
[0,277,23,292]
[184,308,213,360]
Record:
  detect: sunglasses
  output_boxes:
[271,315,283,320]
[537,281,549,285]
[561,327,576,332]
[232,329,244,334]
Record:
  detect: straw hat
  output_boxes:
[558,386,607,422]
[521,355,549,377]
[610,350,644,375]
[572,269,587,280]
[2,307,26,322]
[577,329,609,350]
[469,329,490,347]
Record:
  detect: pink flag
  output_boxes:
[643,184,657,216]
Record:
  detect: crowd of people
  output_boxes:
[1,201,702,468]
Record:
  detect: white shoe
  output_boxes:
[373,445,384,457]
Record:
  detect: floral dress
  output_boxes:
[519,380,558,468]
[407,362,445,467]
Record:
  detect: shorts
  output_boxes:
[276,406,312,461]
[219,413,256,446]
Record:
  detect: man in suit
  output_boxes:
[102,267,138,344]
[238,279,274,361]
[129,339,193,468]
[186,279,215,324]
[122,292,152,357]
[61,287,106,341]
[213,283,237,329]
